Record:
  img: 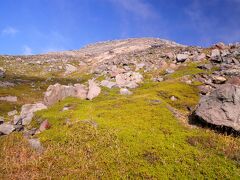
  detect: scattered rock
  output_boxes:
[170,96,177,101]
[38,120,51,133]
[197,64,212,70]
[100,80,116,89]
[211,49,221,57]
[28,138,43,152]
[198,85,213,95]
[20,103,47,125]
[0,67,5,78]
[8,110,18,117]
[165,68,175,74]
[194,84,240,131]
[120,88,133,95]
[87,79,101,100]
[0,123,15,135]
[116,72,143,89]
[153,77,164,82]
[212,75,227,84]
[193,53,206,61]
[176,54,189,62]
[65,64,77,74]
[0,96,17,102]
[226,77,240,86]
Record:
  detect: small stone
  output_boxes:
[38,120,51,132]
[170,96,177,101]
[120,88,132,95]
[28,138,43,152]
[212,76,227,84]
[166,69,175,74]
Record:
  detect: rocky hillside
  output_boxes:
[0,38,240,179]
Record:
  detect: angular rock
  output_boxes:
[0,96,17,102]
[176,54,189,62]
[38,120,51,133]
[211,75,227,84]
[120,88,132,95]
[20,103,47,125]
[65,64,77,74]
[100,80,116,89]
[194,84,240,131]
[0,123,15,135]
[227,77,240,86]
[193,53,206,61]
[28,138,43,152]
[165,68,175,74]
[211,49,220,57]
[87,79,101,100]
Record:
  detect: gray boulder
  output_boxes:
[120,88,132,95]
[0,123,15,135]
[100,80,116,89]
[20,103,47,125]
[0,96,17,102]
[65,64,77,75]
[176,54,189,62]
[194,84,240,131]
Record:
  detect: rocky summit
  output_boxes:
[0,38,240,179]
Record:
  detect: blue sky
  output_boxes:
[0,0,240,55]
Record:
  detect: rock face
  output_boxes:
[87,80,101,100]
[194,84,240,131]
[20,103,47,125]
[44,83,87,106]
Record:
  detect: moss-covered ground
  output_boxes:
[0,59,239,179]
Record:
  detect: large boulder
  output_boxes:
[20,103,47,125]
[44,83,87,106]
[87,79,101,100]
[194,84,240,131]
